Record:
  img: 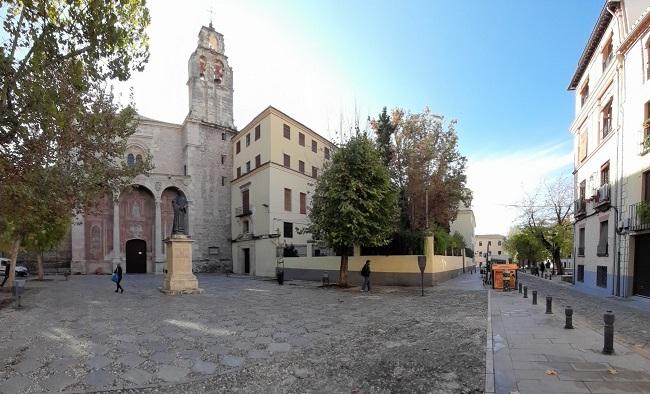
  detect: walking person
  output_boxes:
[361,260,371,292]
[539,262,545,278]
[1,263,9,287]
[113,263,124,293]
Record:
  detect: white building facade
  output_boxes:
[473,234,509,266]
[570,0,650,298]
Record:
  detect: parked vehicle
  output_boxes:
[0,258,29,277]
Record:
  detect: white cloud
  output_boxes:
[466,142,573,236]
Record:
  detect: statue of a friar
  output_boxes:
[171,194,188,236]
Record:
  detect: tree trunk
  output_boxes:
[554,250,563,275]
[339,253,349,287]
[6,239,20,290]
[37,253,44,280]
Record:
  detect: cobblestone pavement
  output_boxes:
[518,273,650,357]
[490,287,650,394]
[0,273,487,393]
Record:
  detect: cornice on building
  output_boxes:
[568,1,620,91]
[618,6,650,54]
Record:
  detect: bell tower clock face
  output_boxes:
[209,35,218,51]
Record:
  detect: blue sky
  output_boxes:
[115,0,602,234]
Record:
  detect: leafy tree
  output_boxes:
[23,215,69,280]
[504,227,548,268]
[308,134,398,286]
[387,108,471,231]
[450,231,466,256]
[433,227,450,255]
[0,1,151,288]
[518,177,573,275]
[371,107,397,168]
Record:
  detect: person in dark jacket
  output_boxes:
[361,260,371,292]
[539,262,545,277]
[114,264,124,293]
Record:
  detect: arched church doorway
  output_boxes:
[126,239,147,273]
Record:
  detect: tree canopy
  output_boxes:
[308,134,398,286]
[0,1,151,287]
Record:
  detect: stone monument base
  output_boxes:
[160,235,203,295]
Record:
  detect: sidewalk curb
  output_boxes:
[485,288,495,393]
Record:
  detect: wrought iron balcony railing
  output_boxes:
[629,201,650,232]
[574,198,586,218]
[597,243,608,257]
[594,183,611,208]
[235,206,252,217]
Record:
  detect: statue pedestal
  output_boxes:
[160,235,203,295]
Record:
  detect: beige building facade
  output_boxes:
[230,107,336,277]
[473,234,509,266]
[570,1,650,298]
[449,203,476,253]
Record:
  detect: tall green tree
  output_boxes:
[0,1,151,288]
[519,177,573,275]
[504,227,548,268]
[308,134,398,287]
[371,107,397,168]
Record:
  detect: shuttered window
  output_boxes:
[283,124,290,139]
[284,188,292,211]
[300,192,306,214]
[255,125,261,140]
[283,154,290,168]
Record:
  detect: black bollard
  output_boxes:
[532,290,537,305]
[546,296,553,314]
[603,311,615,354]
[518,282,522,293]
[523,286,528,298]
[549,274,553,280]
[564,306,574,329]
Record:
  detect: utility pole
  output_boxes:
[425,187,429,229]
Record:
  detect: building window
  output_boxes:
[284,222,293,238]
[246,161,251,173]
[497,251,502,255]
[221,155,225,165]
[645,39,650,80]
[135,154,142,164]
[488,241,491,246]
[578,227,585,256]
[577,265,584,282]
[580,81,589,107]
[283,154,290,168]
[236,167,241,177]
[184,165,187,176]
[284,188,292,211]
[299,132,305,146]
[299,160,305,174]
[312,166,318,178]
[127,153,135,167]
[579,180,586,200]
[601,162,609,185]
[479,241,482,247]
[283,124,290,139]
[602,36,613,71]
[479,251,483,257]
[242,189,249,212]
[596,266,607,288]
[644,101,650,143]
[325,147,330,160]
[236,141,241,154]
[597,220,608,256]
[255,154,261,168]
[255,125,261,140]
[601,99,612,138]
[312,140,317,153]
[243,220,249,234]
[300,192,306,214]
[221,176,225,186]
[246,134,250,147]
[222,133,226,141]
[578,129,588,162]
[498,241,501,246]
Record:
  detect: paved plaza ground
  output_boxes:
[0,273,487,393]
[489,273,650,394]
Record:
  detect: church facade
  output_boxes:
[70,25,236,274]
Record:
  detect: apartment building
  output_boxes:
[230,106,336,277]
[474,234,509,266]
[449,202,476,253]
[570,1,650,298]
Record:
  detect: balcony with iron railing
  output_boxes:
[577,246,585,257]
[629,201,650,232]
[574,198,586,219]
[597,242,608,257]
[593,183,610,210]
[235,206,252,217]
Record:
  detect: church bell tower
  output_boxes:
[187,25,234,128]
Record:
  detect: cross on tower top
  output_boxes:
[207,7,214,28]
